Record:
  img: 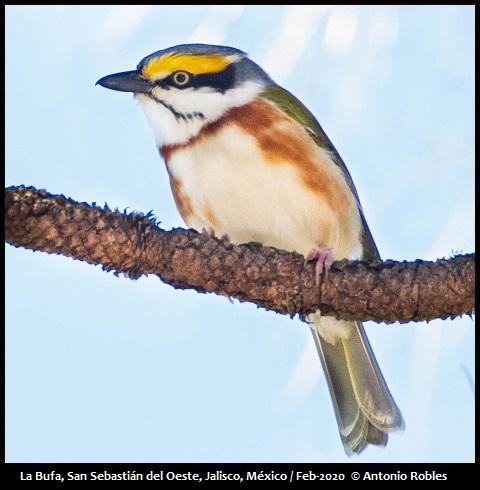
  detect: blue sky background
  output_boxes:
[6,5,474,463]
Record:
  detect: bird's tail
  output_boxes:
[311,320,404,455]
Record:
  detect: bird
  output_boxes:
[97,43,404,455]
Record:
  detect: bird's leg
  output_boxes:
[306,244,334,286]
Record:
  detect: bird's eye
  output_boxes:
[172,71,191,87]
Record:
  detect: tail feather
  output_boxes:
[311,320,403,455]
[343,322,404,432]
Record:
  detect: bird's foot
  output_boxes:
[219,232,231,244]
[201,227,216,238]
[201,227,231,244]
[306,244,334,286]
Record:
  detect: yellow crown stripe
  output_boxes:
[143,53,239,77]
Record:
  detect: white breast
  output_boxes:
[166,124,363,260]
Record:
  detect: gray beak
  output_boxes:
[96,70,153,94]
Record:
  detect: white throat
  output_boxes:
[135,81,265,147]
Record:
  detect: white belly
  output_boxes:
[166,125,362,260]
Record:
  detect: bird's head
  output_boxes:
[97,44,274,146]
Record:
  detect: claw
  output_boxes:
[201,228,231,244]
[201,227,216,238]
[219,232,231,244]
[306,244,334,286]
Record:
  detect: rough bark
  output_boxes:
[5,185,475,324]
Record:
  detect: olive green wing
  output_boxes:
[261,84,379,261]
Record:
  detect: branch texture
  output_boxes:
[5,185,475,324]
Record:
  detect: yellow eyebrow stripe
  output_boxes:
[143,53,239,77]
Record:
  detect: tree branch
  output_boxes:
[5,185,475,324]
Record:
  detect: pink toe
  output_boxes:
[307,245,334,285]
